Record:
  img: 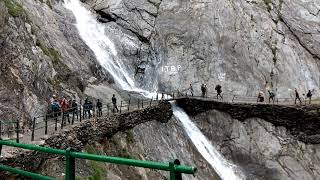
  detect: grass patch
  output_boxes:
[1,0,24,17]
[36,39,61,64]
[85,145,106,180]
[263,0,272,12]
[125,130,135,144]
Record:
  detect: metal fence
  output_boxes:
[0,140,196,180]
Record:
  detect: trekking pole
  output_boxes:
[31,117,36,141]
[16,120,19,143]
[45,114,48,135]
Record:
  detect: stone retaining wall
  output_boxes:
[176,98,320,143]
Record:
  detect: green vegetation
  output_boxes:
[84,145,107,180]
[36,39,61,64]
[271,46,278,64]
[125,130,135,144]
[1,0,24,17]
[263,0,272,12]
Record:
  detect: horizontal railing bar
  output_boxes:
[0,140,196,175]
[0,140,65,155]
[70,151,196,174]
[0,165,55,180]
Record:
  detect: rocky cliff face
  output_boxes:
[192,109,320,180]
[88,0,320,97]
[0,0,119,127]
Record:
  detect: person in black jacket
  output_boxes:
[306,90,312,104]
[96,99,103,117]
[112,94,119,113]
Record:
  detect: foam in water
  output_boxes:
[64,0,244,179]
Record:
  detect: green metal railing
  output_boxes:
[0,140,197,180]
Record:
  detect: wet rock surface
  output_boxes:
[176,97,320,143]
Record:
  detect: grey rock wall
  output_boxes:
[193,109,320,180]
[90,0,320,97]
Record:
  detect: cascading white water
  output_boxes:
[64,0,244,179]
[172,103,243,180]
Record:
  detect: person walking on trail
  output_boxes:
[204,84,208,97]
[61,96,70,124]
[71,100,78,120]
[189,84,194,97]
[51,99,61,118]
[83,98,92,118]
[295,88,302,105]
[268,90,275,103]
[96,99,103,117]
[257,91,265,102]
[306,90,312,104]
[215,84,223,100]
[201,84,205,97]
[112,94,119,113]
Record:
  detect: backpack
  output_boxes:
[307,91,312,98]
[52,102,60,111]
[215,85,221,91]
[269,92,275,98]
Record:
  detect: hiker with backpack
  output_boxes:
[83,98,92,118]
[215,84,223,100]
[51,99,61,118]
[306,90,312,104]
[268,90,275,103]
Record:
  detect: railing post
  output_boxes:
[156,93,158,101]
[128,98,130,112]
[61,110,64,130]
[16,120,19,143]
[138,99,140,109]
[79,100,82,122]
[150,97,153,107]
[169,159,182,180]
[31,117,36,141]
[65,147,75,180]
[120,101,122,113]
[142,99,144,108]
[0,138,2,156]
[0,121,2,140]
[45,114,48,135]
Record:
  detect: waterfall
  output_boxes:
[172,103,243,180]
[64,0,244,179]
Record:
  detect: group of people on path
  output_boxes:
[189,83,223,99]
[257,88,314,104]
[49,94,121,120]
[187,83,314,105]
